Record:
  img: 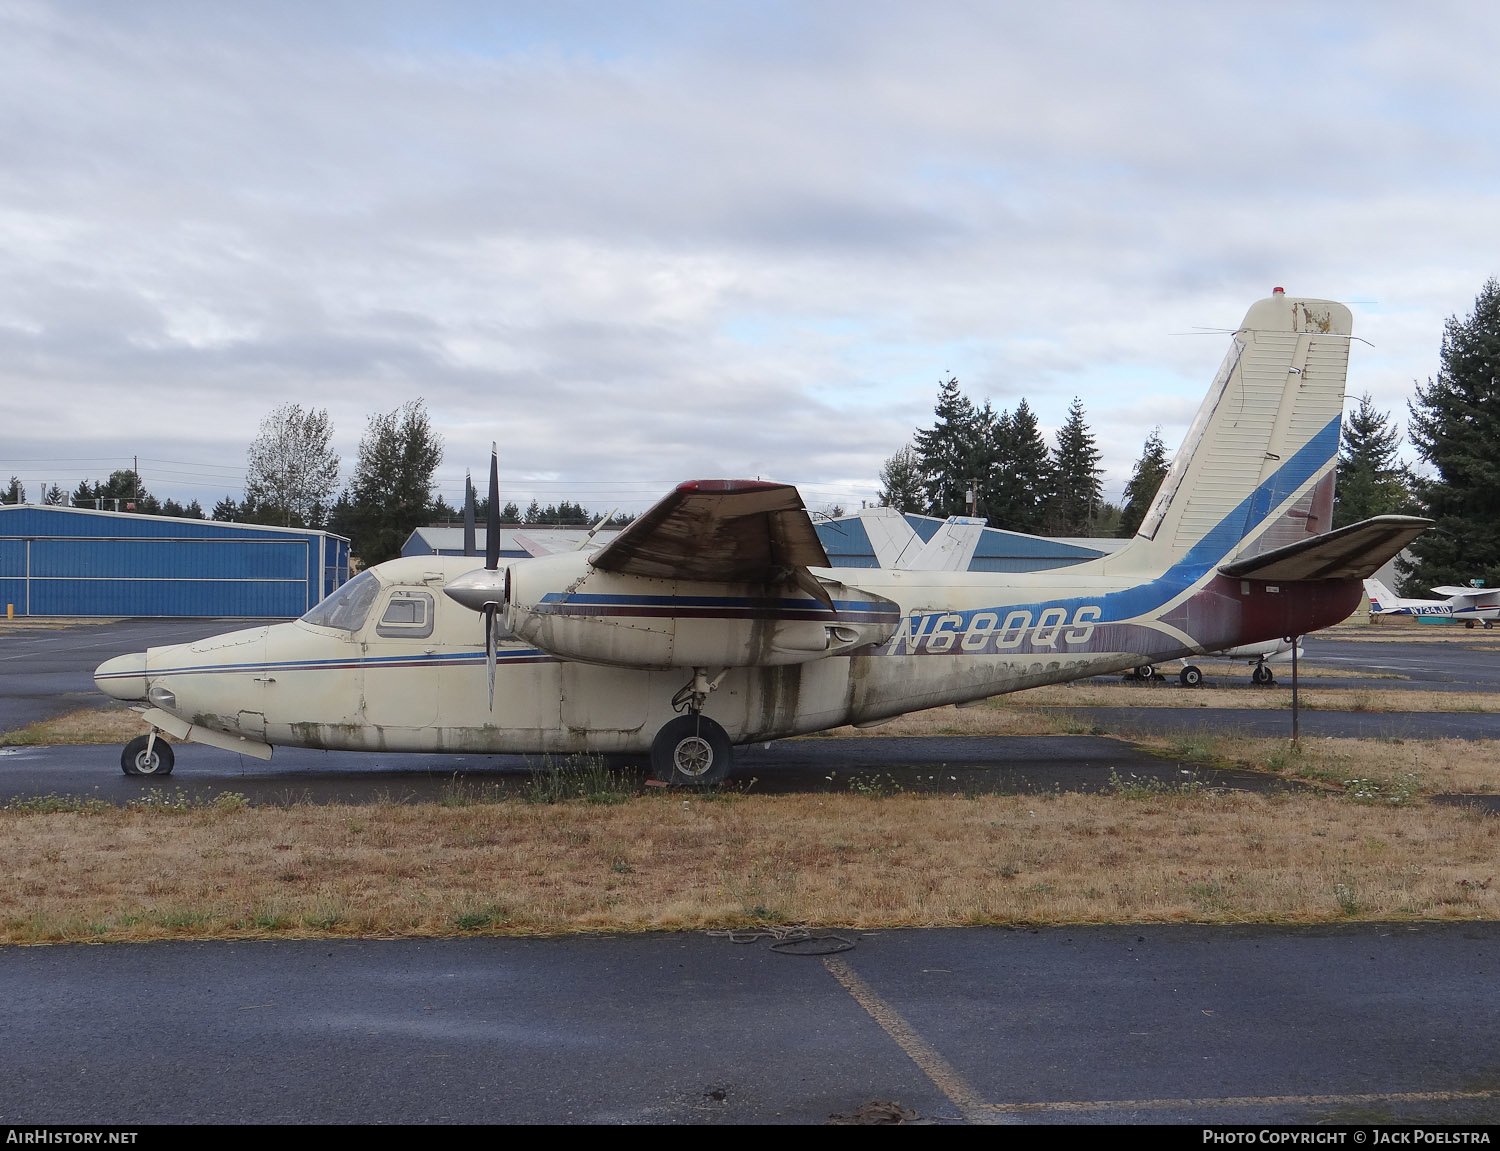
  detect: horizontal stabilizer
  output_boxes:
[1219,515,1430,581]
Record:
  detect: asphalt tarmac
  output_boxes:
[4,925,1499,1125]
[0,734,1285,807]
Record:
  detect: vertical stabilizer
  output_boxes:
[1364,578,1398,612]
[908,516,987,571]
[1121,292,1352,570]
[859,507,924,569]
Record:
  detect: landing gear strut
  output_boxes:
[655,668,732,785]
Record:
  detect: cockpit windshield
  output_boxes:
[300,570,381,632]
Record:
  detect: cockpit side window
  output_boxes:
[376,589,435,639]
[300,570,381,632]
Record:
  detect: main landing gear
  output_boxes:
[1251,661,1276,687]
[652,667,732,786]
[121,731,174,776]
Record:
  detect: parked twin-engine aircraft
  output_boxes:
[96,291,1429,783]
[1363,577,1499,629]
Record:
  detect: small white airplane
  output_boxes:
[1364,577,1500,629]
[96,291,1429,783]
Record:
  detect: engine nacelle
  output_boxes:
[499,552,900,670]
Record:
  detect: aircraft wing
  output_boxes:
[1218,515,1431,581]
[589,480,831,585]
[513,532,562,558]
[1430,586,1499,602]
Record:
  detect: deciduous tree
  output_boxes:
[877,446,924,514]
[245,404,340,528]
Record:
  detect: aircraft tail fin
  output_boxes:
[1118,292,1353,571]
[859,507,923,569]
[1364,577,1399,612]
[908,516,987,571]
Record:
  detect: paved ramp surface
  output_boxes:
[4,925,1499,1125]
[0,734,1287,805]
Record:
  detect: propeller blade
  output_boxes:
[463,471,476,558]
[484,603,499,711]
[485,442,501,571]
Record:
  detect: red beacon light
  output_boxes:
[1272,286,1285,295]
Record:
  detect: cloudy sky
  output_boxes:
[1,1,1496,517]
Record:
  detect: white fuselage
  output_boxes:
[99,547,1352,756]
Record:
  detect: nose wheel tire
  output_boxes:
[651,714,732,786]
[1179,665,1203,688]
[121,734,174,776]
[1251,663,1276,687]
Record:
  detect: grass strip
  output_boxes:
[3,787,1496,944]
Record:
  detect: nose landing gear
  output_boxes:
[121,731,174,776]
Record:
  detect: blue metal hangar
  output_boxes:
[0,505,351,617]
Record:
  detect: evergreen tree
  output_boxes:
[985,399,1051,534]
[3,477,23,504]
[330,399,445,566]
[42,484,65,506]
[1119,427,1171,537]
[70,470,158,513]
[1334,394,1412,528]
[1044,398,1103,536]
[877,446,924,514]
[1404,279,1500,592]
[912,377,994,518]
[212,496,241,521]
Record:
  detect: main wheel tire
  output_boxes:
[1135,664,1155,681]
[651,714,732,786]
[1486,621,1495,630]
[121,734,174,777]
[1179,665,1203,688]
[1466,620,1476,629]
[1251,663,1275,687]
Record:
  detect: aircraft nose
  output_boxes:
[94,652,149,701]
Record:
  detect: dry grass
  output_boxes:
[813,687,1500,743]
[0,707,151,747]
[1129,731,1500,797]
[1008,684,1500,711]
[2,790,1496,944]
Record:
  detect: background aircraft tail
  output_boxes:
[1112,290,1353,574]
[1364,577,1398,611]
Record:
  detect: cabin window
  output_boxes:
[376,589,435,639]
[300,570,381,632]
